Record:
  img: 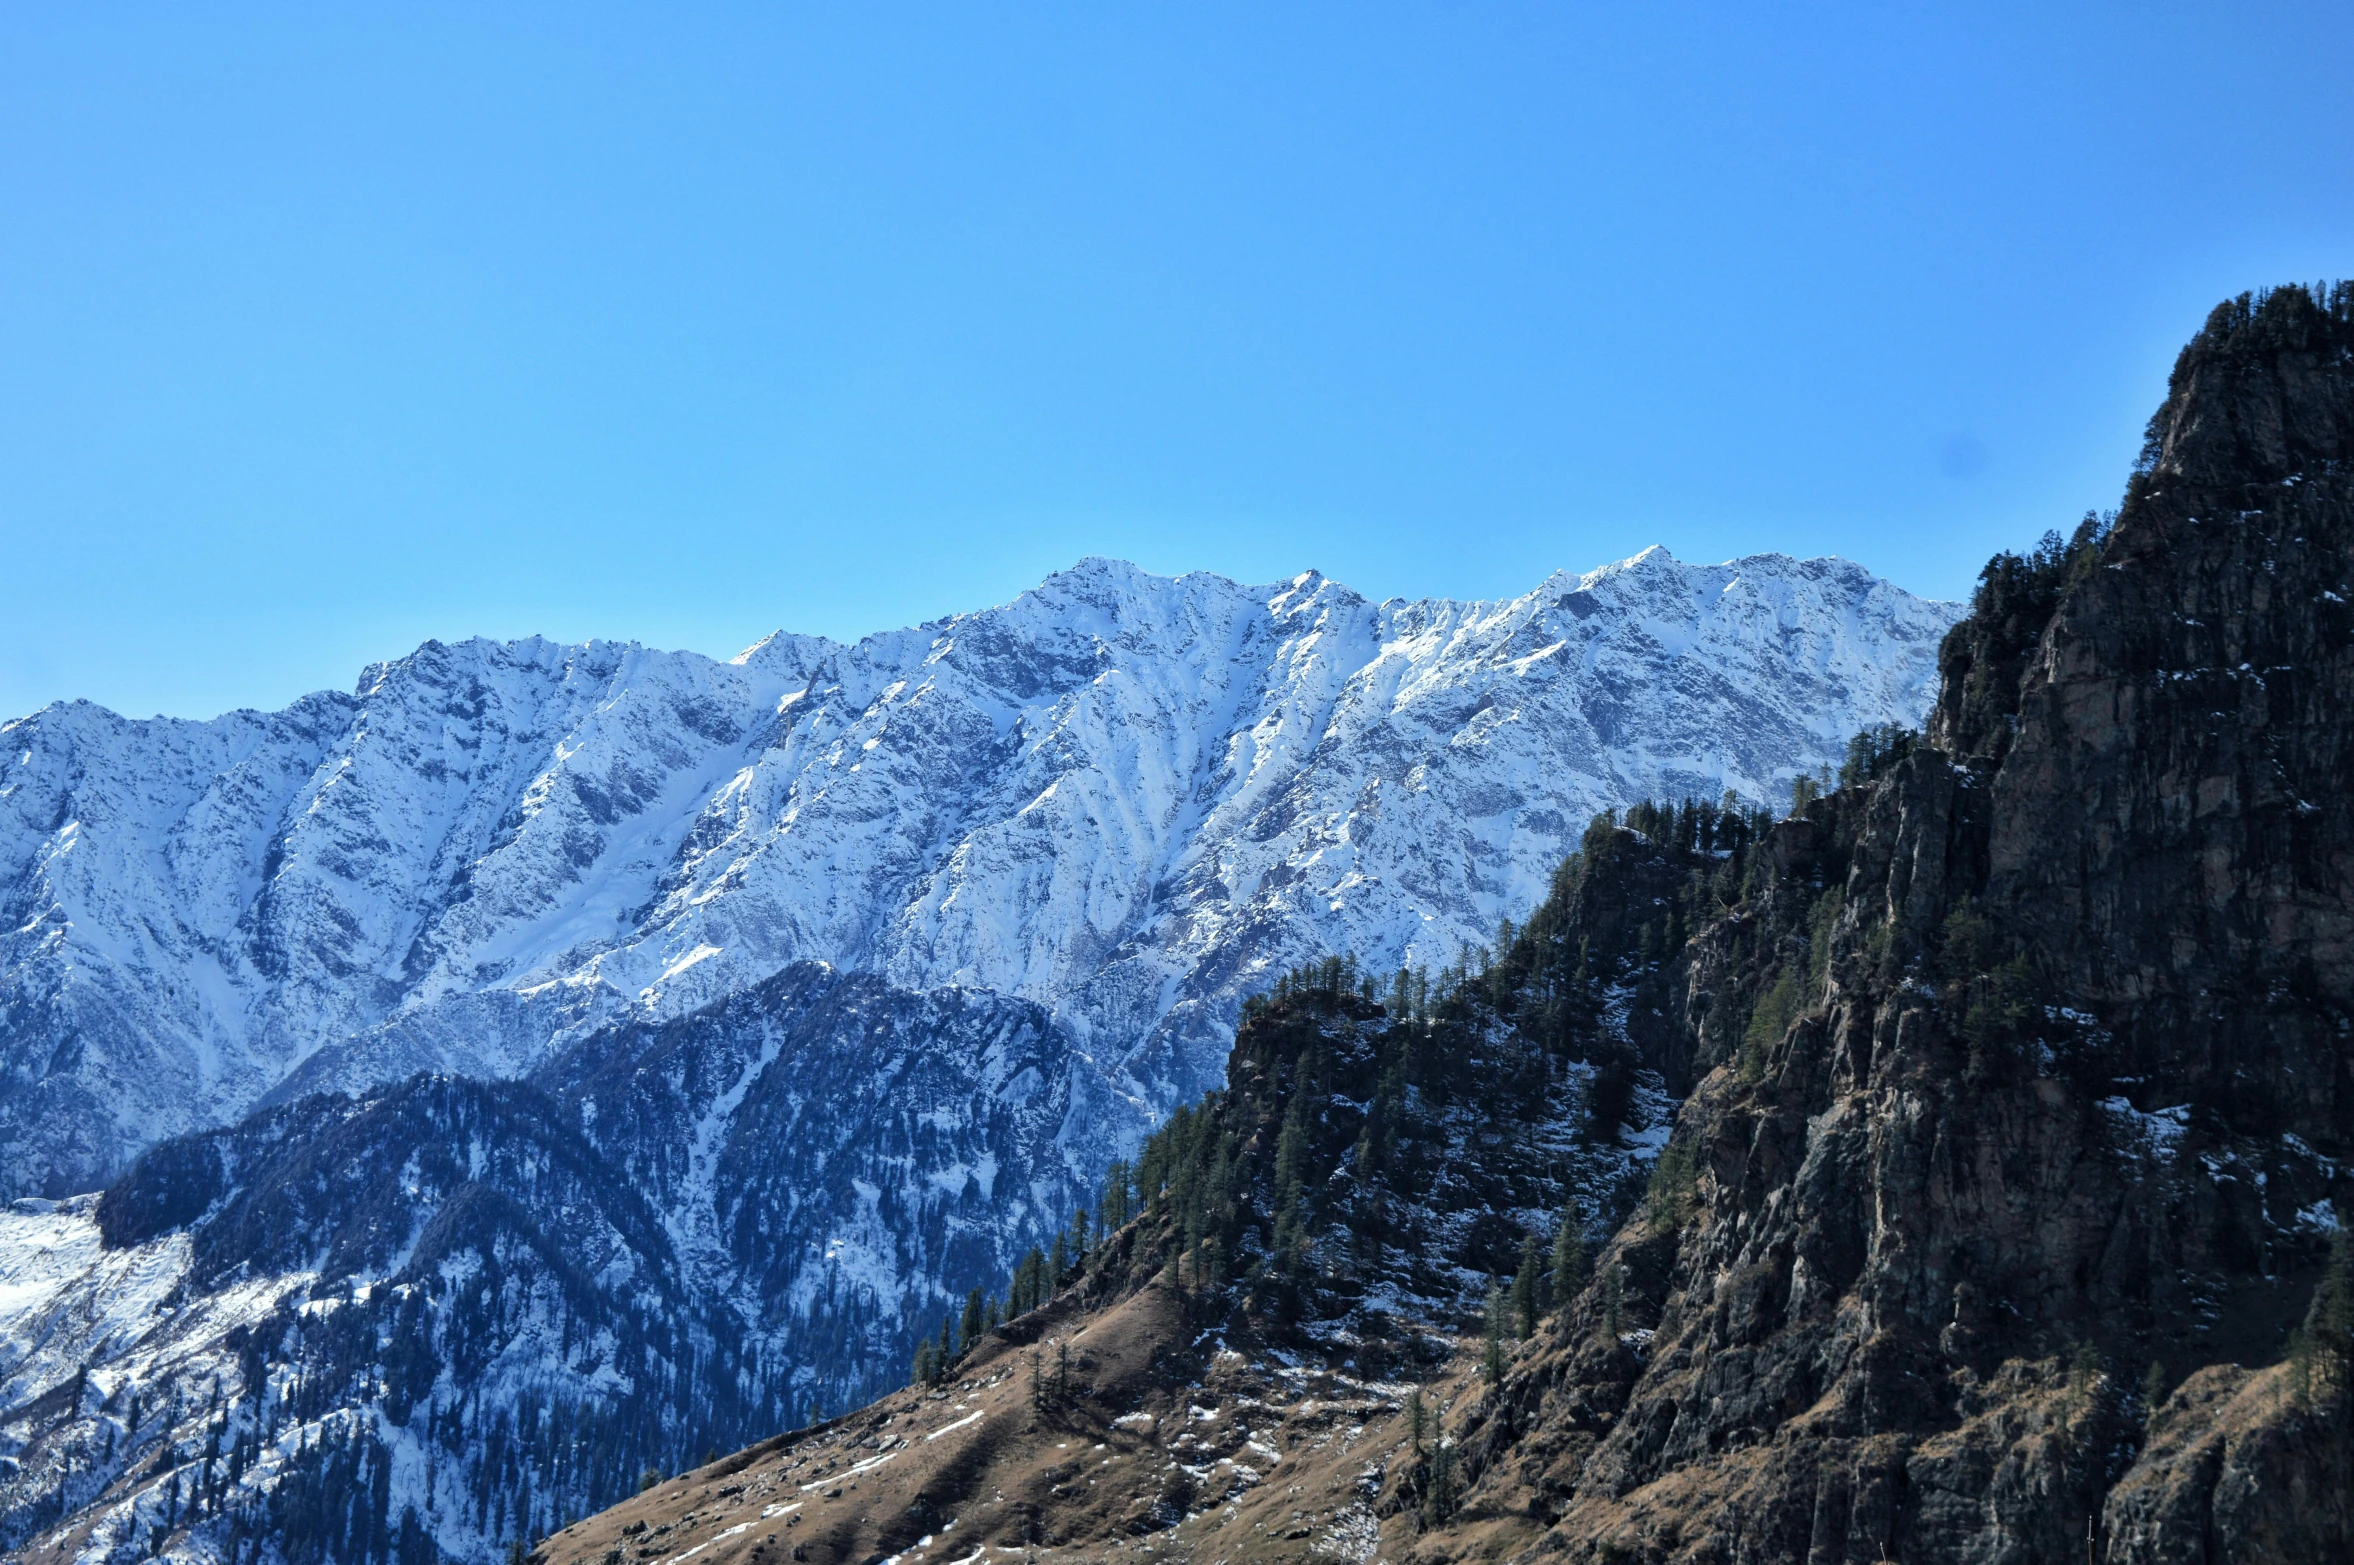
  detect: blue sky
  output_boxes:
[2,3,2349,721]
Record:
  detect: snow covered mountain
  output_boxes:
[1,968,1135,1563]
[0,545,1958,1563]
[0,547,1958,1202]
[1,1079,759,1564]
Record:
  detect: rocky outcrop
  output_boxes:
[1451,282,2354,1563]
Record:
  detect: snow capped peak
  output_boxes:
[1057,553,1153,581]
[731,627,842,676]
[1610,541,1680,571]
[0,550,1960,1197]
[1015,554,1178,612]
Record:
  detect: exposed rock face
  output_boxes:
[1467,282,2354,1565]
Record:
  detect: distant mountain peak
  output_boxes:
[0,548,1956,1207]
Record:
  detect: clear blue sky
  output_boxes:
[3,4,2348,721]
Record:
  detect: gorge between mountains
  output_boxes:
[6,283,2354,1565]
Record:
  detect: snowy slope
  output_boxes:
[0,549,1958,1197]
[0,1079,755,1565]
[0,964,1146,1565]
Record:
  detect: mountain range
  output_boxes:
[2,547,1955,1201]
[0,545,1959,1562]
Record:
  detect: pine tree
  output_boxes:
[1421,1441,1458,1526]
[1101,1161,1131,1231]
[1550,1209,1588,1313]
[2139,1360,2168,1433]
[2065,1341,2104,1423]
[1272,1088,1310,1263]
[1512,1234,1540,1339]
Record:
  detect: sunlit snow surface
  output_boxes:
[1,548,1959,1197]
[0,1198,302,1564]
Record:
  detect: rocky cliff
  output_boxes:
[1453,281,2354,1564]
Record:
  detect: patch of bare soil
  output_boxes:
[534,1280,1519,1565]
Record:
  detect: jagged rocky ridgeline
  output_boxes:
[536,283,2354,1565]
[0,546,1955,1203]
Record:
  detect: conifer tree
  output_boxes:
[1273,1089,1310,1258]
[1550,1209,1588,1312]
[2139,1361,2168,1433]
[1421,1441,1458,1526]
[1100,1161,1132,1231]
[1512,1234,1540,1339]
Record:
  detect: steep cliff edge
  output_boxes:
[545,283,2354,1565]
[1447,281,2354,1563]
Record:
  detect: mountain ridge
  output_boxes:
[1,545,1958,1201]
